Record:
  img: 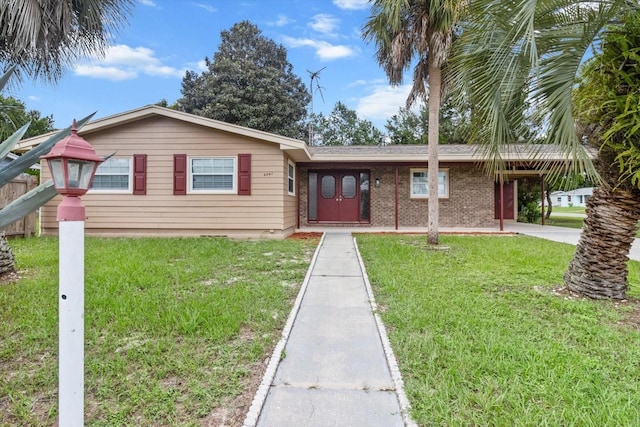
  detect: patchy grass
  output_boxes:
[0,235,318,426]
[357,234,640,426]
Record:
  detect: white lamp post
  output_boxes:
[41,120,103,426]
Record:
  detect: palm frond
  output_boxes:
[0,122,30,160]
[0,112,95,185]
[450,0,636,180]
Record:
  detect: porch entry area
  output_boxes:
[308,170,370,223]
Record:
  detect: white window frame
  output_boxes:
[287,160,295,196]
[89,157,132,193]
[188,156,237,194]
[410,168,449,199]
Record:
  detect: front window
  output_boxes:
[91,157,131,192]
[189,157,236,193]
[410,168,449,198]
[288,161,295,195]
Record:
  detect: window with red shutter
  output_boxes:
[133,154,147,195]
[237,154,251,195]
[174,154,187,195]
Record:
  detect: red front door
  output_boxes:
[317,172,360,222]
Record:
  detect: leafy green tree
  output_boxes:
[385,107,426,145]
[0,95,54,141]
[364,0,465,245]
[178,21,311,139]
[0,0,133,81]
[449,0,638,298]
[385,97,471,145]
[310,102,383,146]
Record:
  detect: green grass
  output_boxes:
[0,235,318,426]
[543,216,584,229]
[357,234,640,426]
[551,206,586,214]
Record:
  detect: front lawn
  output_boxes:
[0,235,318,426]
[550,206,586,214]
[357,234,640,426]
[543,215,584,229]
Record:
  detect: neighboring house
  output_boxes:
[0,152,40,170]
[550,187,593,207]
[17,105,578,238]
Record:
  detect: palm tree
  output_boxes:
[363,0,465,245]
[0,0,133,81]
[565,14,640,299]
[448,0,638,298]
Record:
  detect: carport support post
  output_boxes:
[541,176,546,226]
[499,173,504,232]
[58,199,86,426]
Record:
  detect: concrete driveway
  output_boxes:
[503,222,640,262]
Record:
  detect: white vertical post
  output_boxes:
[58,219,85,426]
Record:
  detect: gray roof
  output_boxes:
[307,143,589,163]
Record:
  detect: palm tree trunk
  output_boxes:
[564,185,640,299]
[0,233,16,276]
[427,61,441,245]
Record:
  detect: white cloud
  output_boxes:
[102,45,156,66]
[138,0,156,6]
[73,44,185,80]
[195,60,208,72]
[282,37,357,60]
[356,84,413,121]
[193,3,217,13]
[74,65,138,81]
[268,14,292,27]
[308,14,339,35]
[333,0,369,10]
[348,79,367,87]
[27,95,39,101]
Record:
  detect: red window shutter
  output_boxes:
[237,154,251,195]
[133,154,147,195]
[174,154,187,195]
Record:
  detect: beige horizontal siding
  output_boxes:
[41,116,295,238]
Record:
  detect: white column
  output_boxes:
[58,220,85,427]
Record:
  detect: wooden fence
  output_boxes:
[0,174,37,238]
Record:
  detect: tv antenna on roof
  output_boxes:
[307,66,326,146]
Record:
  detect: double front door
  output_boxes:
[315,171,368,222]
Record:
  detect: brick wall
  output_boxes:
[298,164,495,229]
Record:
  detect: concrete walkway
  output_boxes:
[246,232,412,427]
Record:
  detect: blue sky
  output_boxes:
[8,0,416,132]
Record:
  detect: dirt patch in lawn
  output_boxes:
[551,285,640,330]
[287,232,322,240]
[0,269,19,284]
[200,357,268,427]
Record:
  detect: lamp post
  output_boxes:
[41,120,103,426]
